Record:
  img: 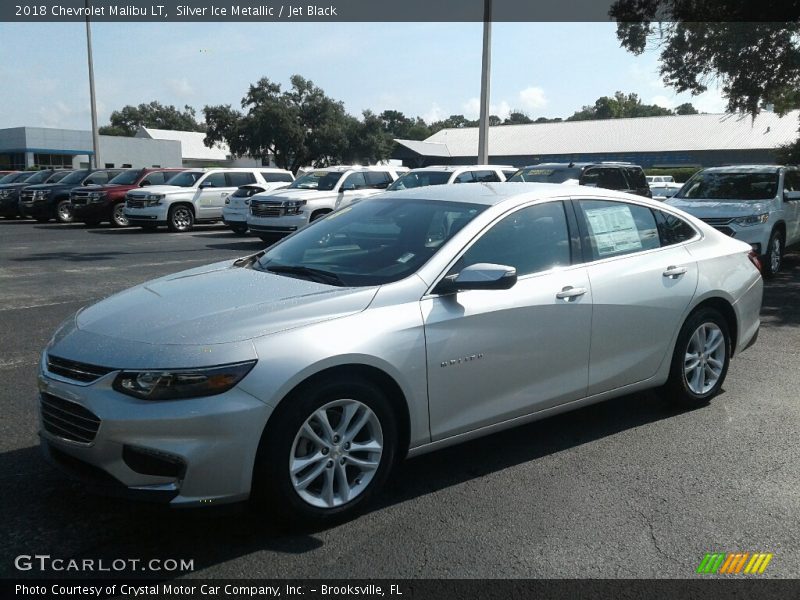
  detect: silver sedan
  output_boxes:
[38,183,762,522]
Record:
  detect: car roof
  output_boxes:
[701,165,784,173]
[379,181,660,207]
[518,162,640,169]
[409,165,507,172]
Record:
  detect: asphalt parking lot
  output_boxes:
[1,218,799,580]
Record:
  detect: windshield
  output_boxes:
[676,171,779,200]
[1,172,32,183]
[164,171,203,187]
[108,169,142,185]
[288,171,344,191]
[59,170,90,185]
[46,171,71,183]
[254,198,487,286]
[387,171,451,191]
[25,170,56,184]
[508,167,582,183]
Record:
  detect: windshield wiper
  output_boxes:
[264,264,346,286]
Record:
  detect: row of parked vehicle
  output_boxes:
[2,161,798,276]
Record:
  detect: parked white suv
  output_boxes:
[647,175,675,184]
[222,170,295,235]
[125,168,282,232]
[247,165,406,240]
[667,165,800,276]
[386,165,509,193]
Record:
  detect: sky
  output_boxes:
[0,21,729,131]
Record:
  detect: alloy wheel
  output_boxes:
[289,399,383,509]
[56,201,73,223]
[112,203,128,227]
[770,236,781,274]
[683,323,726,395]
[171,207,192,231]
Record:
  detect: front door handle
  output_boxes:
[556,286,588,300]
[663,265,688,278]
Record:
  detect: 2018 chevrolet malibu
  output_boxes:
[38,183,762,522]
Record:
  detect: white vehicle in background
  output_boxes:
[246,165,406,241]
[222,169,295,235]
[125,168,280,233]
[647,175,675,184]
[650,182,683,201]
[385,165,509,193]
[666,165,800,276]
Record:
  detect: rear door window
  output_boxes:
[473,170,502,183]
[364,171,394,189]
[453,171,477,184]
[202,172,228,188]
[261,171,294,183]
[341,172,368,190]
[653,209,697,246]
[576,199,661,260]
[226,172,257,187]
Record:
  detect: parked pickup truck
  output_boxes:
[19,169,122,223]
[70,168,184,227]
[246,165,406,241]
[0,170,70,219]
[125,168,283,232]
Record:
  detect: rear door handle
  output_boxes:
[663,265,688,278]
[556,286,588,300]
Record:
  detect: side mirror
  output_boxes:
[139,180,151,187]
[784,190,800,201]
[340,182,356,192]
[199,182,215,189]
[434,263,518,294]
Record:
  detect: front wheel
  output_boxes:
[763,229,784,277]
[55,200,73,223]
[167,205,194,232]
[110,202,129,227]
[664,307,731,407]
[231,224,248,236]
[252,378,397,524]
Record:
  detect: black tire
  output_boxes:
[110,202,129,228]
[231,224,248,236]
[252,377,398,525]
[763,229,784,278]
[167,204,194,232]
[55,200,73,223]
[664,307,731,407]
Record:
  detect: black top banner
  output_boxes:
[2,0,800,22]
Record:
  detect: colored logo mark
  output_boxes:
[697,552,773,574]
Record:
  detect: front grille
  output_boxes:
[46,354,114,383]
[70,191,91,205]
[701,217,735,226]
[40,393,101,444]
[20,190,36,204]
[250,202,284,218]
[126,198,145,209]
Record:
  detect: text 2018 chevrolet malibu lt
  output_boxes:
[38,183,762,522]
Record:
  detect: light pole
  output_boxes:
[85,0,100,168]
[477,0,492,164]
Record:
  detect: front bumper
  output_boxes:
[72,201,111,220]
[19,199,52,217]
[0,195,21,216]
[247,213,307,234]
[37,362,272,507]
[125,205,168,226]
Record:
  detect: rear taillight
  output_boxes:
[747,250,762,273]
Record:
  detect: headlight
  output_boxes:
[284,200,306,215]
[0,190,10,199]
[89,192,105,203]
[734,213,769,227]
[112,360,256,401]
[34,190,50,199]
[244,199,250,205]
[145,193,165,207]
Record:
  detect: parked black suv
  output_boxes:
[19,169,123,223]
[0,170,71,219]
[508,162,652,197]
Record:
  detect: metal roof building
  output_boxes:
[392,111,800,169]
[135,127,266,168]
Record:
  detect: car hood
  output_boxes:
[73,260,379,346]
[72,184,136,193]
[0,182,37,190]
[127,184,189,196]
[253,188,336,202]
[666,198,772,217]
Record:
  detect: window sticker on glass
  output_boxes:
[584,205,643,256]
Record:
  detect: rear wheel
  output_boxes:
[763,229,784,277]
[252,378,397,524]
[167,205,194,232]
[55,200,73,223]
[664,307,731,407]
[231,224,248,236]
[110,202,129,228]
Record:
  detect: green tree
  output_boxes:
[378,110,430,140]
[567,92,673,121]
[99,101,205,136]
[610,3,800,116]
[675,102,699,115]
[204,75,392,172]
